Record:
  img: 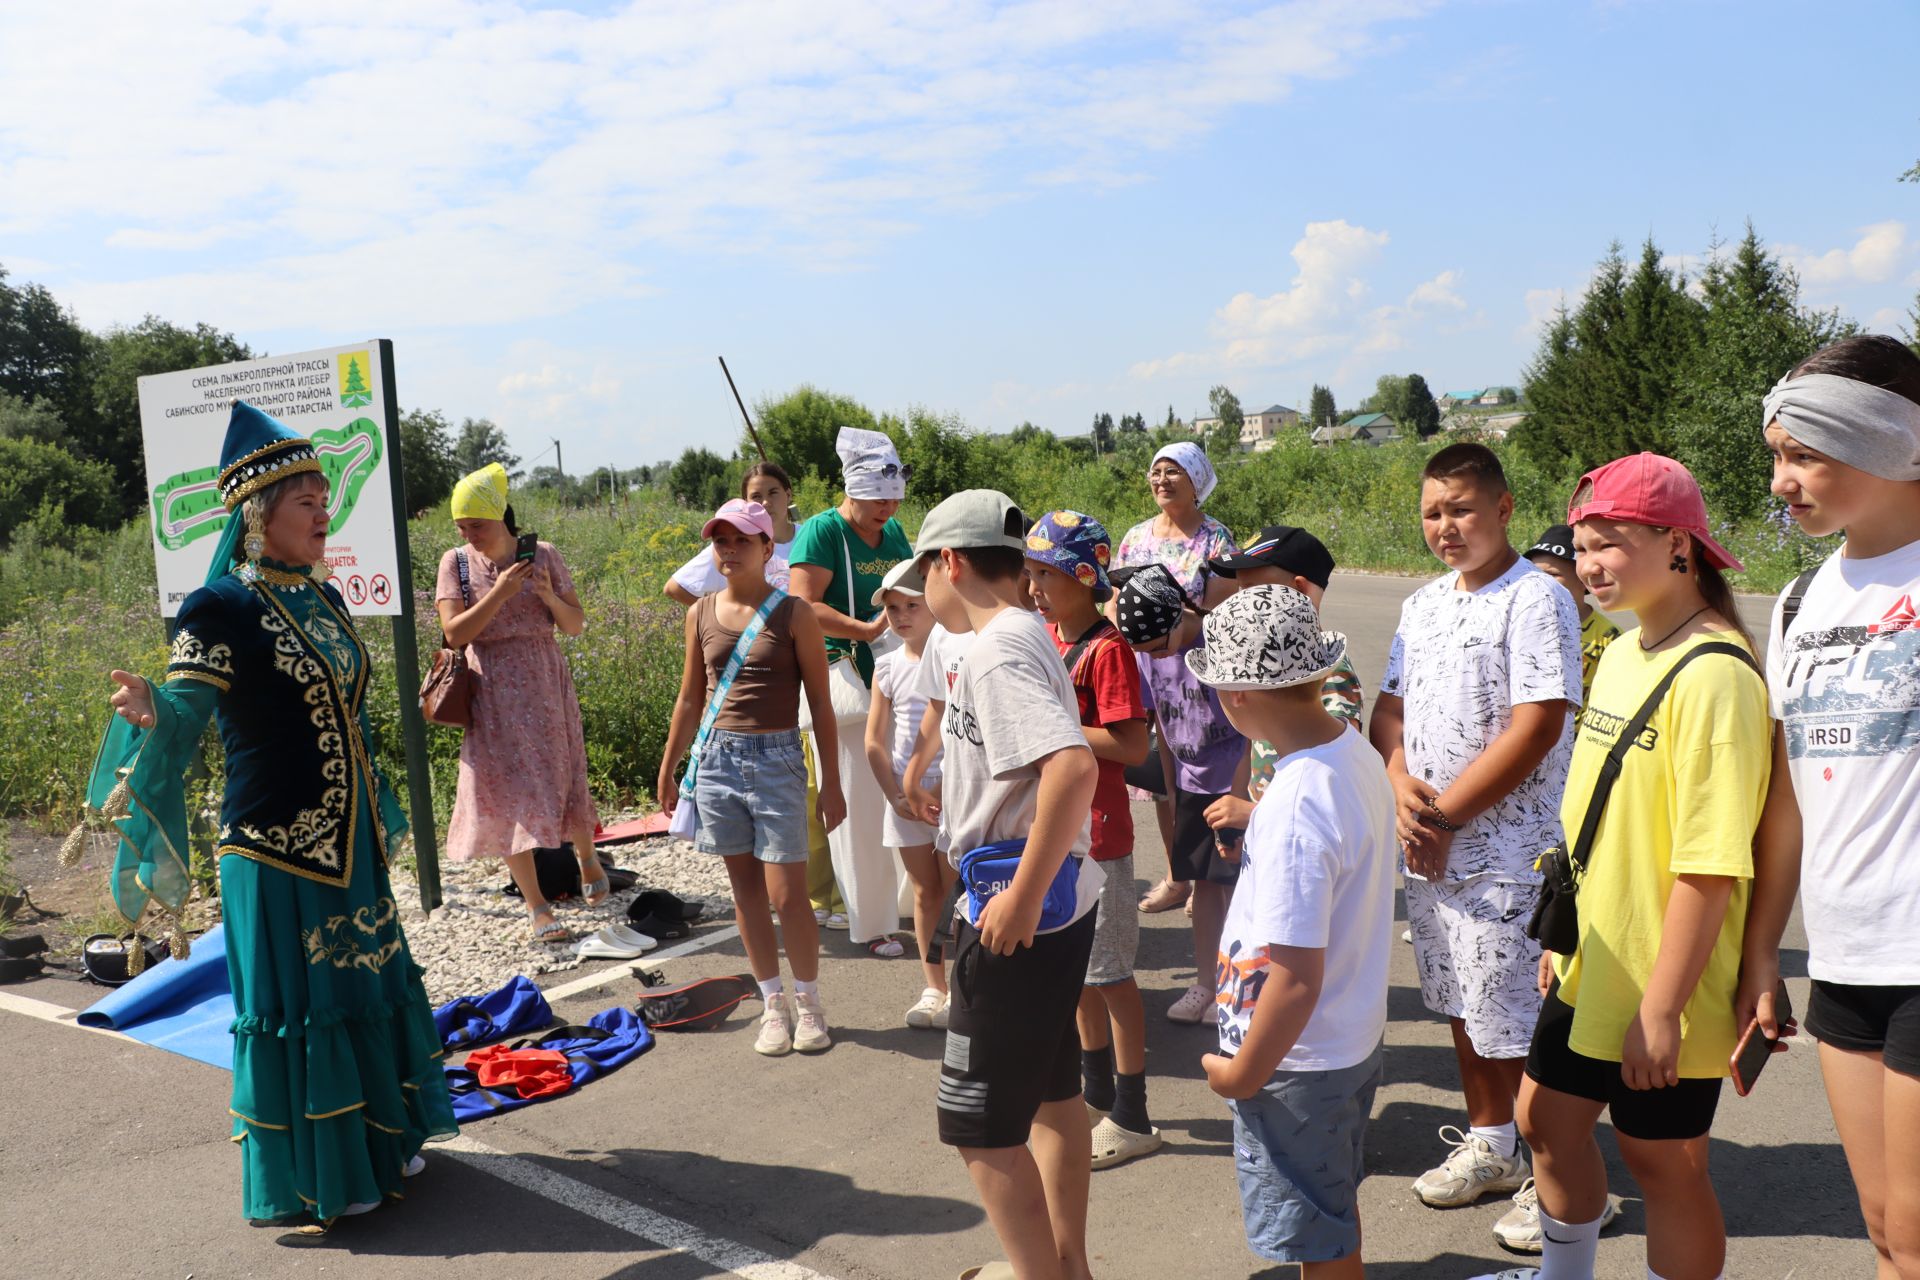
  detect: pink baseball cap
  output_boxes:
[702,499,774,541]
[1566,452,1742,572]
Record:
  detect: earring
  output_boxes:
[1670,553,1689,574]
[237,507,267,584]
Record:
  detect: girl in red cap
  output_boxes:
[1476,454,1773,1280]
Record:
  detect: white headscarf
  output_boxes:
[837,426,906,500]
[1150,441,1217,505]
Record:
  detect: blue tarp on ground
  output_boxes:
[76,925,235,1070]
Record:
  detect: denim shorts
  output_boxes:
[691,728,810,863]
[1228,1043,1383,1264]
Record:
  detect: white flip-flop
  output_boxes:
[574,925,657,960]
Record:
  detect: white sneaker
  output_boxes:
[1465,1270,1539,1279]
[402,1154,426,1178]
[1492,1178,1623,1254]
[754,992,793,1056]
[905,987,946,1029]
[931,992,950,1029]
[1166,983,1213,1024]
[1412,1125,1529,1207]
[792,990,832,1052]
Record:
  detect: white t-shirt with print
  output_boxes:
[670,540,793,598]
[1216,726,1397,1072]
[1380,555,1582,882]
[938,608,1102,932]
[872,646,939,785]
[913,624,974,706]
[1767,539,1920,985]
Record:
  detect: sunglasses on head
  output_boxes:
[855,462,912,481]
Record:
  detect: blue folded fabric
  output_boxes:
[77,925,236,1070]
[433,974,554,1052]
[443,1005,654,1123]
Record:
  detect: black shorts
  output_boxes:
[1806,980,1920,1079]
[1525,987,1722,1141]
[936,910,1097,1149]
[1167,789,1241,886]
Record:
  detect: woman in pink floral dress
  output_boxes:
[436,464,601,943]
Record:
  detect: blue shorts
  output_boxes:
[1228,1043,1383,1265]
[691,728,810,863]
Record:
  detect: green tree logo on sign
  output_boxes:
[339,352,373,407]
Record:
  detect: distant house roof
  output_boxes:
[1251,403,1298,416]
[1442,389,1486,401]
[1344,412,1394,429]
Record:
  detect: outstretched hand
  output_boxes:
[110,669,155,729]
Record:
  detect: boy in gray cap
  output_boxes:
[915,489,1105,1280]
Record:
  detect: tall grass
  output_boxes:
[0,441,1832,827]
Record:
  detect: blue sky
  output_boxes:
[2,0,1916,472]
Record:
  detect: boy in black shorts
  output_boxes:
[916,490,1105,1280]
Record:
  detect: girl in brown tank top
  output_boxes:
[656,499,846,1055]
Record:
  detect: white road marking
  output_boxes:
[438,1134,837,1279]
[0,988,138,1042]
[541,922,743,1001]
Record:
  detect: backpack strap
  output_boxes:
[1775,566,1819,652]
[1567,641,1760,874]
[680,589,787,796]
[1060,618,1116,686]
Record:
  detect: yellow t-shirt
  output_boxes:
[1579,610,1621,704]
[1551,628,1770,1077]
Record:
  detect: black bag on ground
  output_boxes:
[634,972,758,1031]
[501,846,636,900]
[1527,641,1759,956]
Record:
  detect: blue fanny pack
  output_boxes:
[958,838,1081,934]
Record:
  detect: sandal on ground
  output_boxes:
[823,912,849,931]
[1090,1116,1163,1170]
[576,854,610,906]
[529,910,571,945]
[275,1217,332,1245]
[865,935,905,958]
[958,1264,1016,1280]
[1138,879,1190,913]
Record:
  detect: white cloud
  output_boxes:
[1132,222,1465,379]
[0,1,1439,330]
[1784,221,1911,286]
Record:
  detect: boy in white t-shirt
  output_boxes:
[1192,585,1396,1277]
[1369,443,1581,1212]
[915,489,1104,1280]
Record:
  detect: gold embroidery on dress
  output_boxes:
[168,626,235,678]
[302,896,403,970]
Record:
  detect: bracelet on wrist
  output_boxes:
[1423,796,1461,833]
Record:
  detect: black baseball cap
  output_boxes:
[1526,524,1576,565]
[1208,525,1335,589]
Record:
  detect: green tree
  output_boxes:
[0,265,94,431]
[0,390,66,445]
[1362,374,1409,420]
[1118,412,1146,435]
[1671,224,1848,520]
[1162,404,1179,431]
[897,407,983,501]
[1091,412,1115,455]
[0,436,117,545]
[1307,384,1337,430]
[85,316,254,516]
[1402,373,1441,437]
[1205,385,1244,456]
[396,408,459,516]
[1906,287,1920,358]
[452,417,522,479]
[667,447,730,510]
[752,386,884,484]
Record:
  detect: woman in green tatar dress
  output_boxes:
[88,401,457,1241]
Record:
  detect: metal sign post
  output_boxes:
[374,340,443,910]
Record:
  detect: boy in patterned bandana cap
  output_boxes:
[1189,585,1396,1275]
[1024,511,1161,1169]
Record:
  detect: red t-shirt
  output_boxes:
[1050,620,1148,862]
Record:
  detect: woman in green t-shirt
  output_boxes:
[1486,454,1772,1280]
[788,427,915,952]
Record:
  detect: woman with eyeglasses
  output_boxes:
[1112,442,1238,932]
[788,427,916,955]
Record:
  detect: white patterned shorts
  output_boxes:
[1404,875,1543,1059]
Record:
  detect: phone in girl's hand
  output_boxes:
[1730,980,1795,1097]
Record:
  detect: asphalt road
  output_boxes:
[2,571,1869,1280]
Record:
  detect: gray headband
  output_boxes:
[1762,372,1920,482]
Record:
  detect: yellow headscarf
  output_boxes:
[451,462,511,521]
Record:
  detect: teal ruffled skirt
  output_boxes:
[220,796,457,1222]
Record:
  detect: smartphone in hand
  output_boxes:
[515,532,539,563]
[1730,980,1796,1097]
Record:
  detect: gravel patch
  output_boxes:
[393,835,736,1005]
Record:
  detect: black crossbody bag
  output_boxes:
[1527,641,1759,956]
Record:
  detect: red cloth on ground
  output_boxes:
[467,1044,575,1099]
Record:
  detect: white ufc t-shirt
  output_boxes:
[1768,539,1920,985]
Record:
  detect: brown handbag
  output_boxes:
[419,549,479,728]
